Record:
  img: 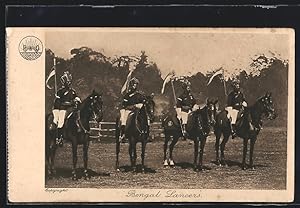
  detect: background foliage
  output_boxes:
[45,47,288,127]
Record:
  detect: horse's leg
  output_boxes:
[215,131,221,166]
[46,144,53,178]
[220,133,230,166]
[169,135,179,167]
[242,138,248,170]
[199,137,207,171]
[83,140,90,180]
[133,141,137,172]
[128,138,136,172]
[49,142,57,177]
[71,142,78,180]
[115,124,121,171]
[116,136,121,171]
[249,137,257,170]
[193,138,199,171]
[163,133,170,167]
[141,138,147,173]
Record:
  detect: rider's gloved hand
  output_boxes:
[135,103,143,109]
[242,101,248,107]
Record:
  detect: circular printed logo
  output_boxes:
[19,36,43,60]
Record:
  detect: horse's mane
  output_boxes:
[79,95,92,111]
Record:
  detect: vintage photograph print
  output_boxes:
[7,28,294,202]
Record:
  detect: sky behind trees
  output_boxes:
[46,28,291,77]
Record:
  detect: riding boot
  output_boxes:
[75,110,82,133]
[231,124,237,139]
[120,125,126,143]
[57,128,64,147]
[182,124,188,140]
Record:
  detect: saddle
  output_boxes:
[124,111,136,132]
[235,109,244,129]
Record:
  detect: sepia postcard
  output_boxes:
[6,28,295,203]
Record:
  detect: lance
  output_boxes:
[54,57,58,96]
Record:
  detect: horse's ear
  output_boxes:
[268,92,272,97]
[213,99,218,105]
[265,92,270,98]
[206,98,210,104]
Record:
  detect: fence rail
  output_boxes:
[89,121,164,140]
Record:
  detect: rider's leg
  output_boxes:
[52,109,60,144]
[120,109,130,141]
[181,111,189,138]
[231,109,239,137]
[52,109,59,125]
[226,107,236,138]
[57,110,66,145]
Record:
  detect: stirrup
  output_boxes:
[231,131,236,139]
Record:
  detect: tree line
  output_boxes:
[45,47,288,127]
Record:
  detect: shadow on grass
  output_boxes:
[175,162,212,171]
[210,160,270,169]
[46,167,110,180]
[118,165,156,173]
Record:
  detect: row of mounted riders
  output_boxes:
[46,72,277,180]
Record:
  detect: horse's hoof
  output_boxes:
[250,166,256,171]
[47,174,53,180]
[216,160,221,166]
[194,167,200,172]
[72,171,78,180]
[84,171,90,180]
[163,160,169,167]
[50,169,57,175]
[242,166,247,170]
[221,160,227,167]
[169,160,175,167]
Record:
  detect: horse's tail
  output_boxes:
[45,113,52,131]
[214,110,229,134]
[115,117,120,141]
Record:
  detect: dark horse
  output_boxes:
[115,95,155,172]
[214,92,277,170]
[46,90,103,180]
[162,99,218,171]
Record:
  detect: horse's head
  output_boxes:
[143,93,155,123]
[258,92,277,120]
[88,89,103,122]
[193,98,218,135]
[205,98,218,127]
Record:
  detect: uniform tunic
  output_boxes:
[54,87,78,110]
[176,92,196,113]
[227,91,246,110]
[122,90,146,109]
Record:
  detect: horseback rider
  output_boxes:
[119,77,146,142]
[52,71,82,146]
[176,79,200,138]
[226,79,248,138]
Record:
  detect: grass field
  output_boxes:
[46,127,287,190]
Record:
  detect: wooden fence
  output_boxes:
[89,121,165,141]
